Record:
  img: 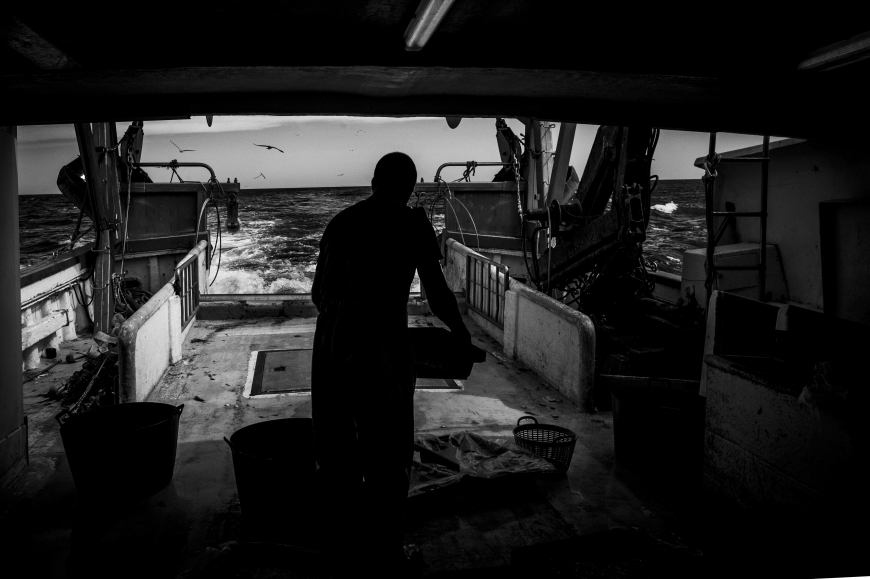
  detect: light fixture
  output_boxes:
[404,0,456,51]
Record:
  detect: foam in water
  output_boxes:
[210,264,315,294]
[651,201,678,214]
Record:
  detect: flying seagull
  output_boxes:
[254,173,266,179]
[254,143,284,153]
[170,139,195,153]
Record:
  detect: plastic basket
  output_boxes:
[512,416,577,473]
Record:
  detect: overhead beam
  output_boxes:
[798,30,870,71]
[0,66,865,137]
[0,15,79,70]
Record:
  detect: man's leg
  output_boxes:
[352,361,416,570]
[312,315,365,574]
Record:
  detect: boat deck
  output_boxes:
[147,314,695,570]
[3,312,820,578]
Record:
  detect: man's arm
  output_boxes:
[418,258,471,342]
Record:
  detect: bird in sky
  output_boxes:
[336,173,344,176]
[356,130,366,134]
[254,173,266,179]
[170,139,195,153]
[254,143,284,153]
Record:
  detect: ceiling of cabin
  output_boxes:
[1,2,868,136]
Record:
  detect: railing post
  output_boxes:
[466,254,471,308]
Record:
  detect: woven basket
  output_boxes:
[513,416,577,473]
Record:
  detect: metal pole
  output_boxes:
[135,161,217,183]
[434,162,511,182]
[704,132,717,309]
[759,135,770,301]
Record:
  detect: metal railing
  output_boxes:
[466,253,509,328]
[434,161,512,181]
[175,251,199,329]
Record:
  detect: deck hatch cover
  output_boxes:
[248,349,462,396]
[251,349,313,395]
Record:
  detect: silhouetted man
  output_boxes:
[311,152,469,575]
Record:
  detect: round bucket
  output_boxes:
[612,386,704,485]
[225,418,316,543]
[59,402,183,500]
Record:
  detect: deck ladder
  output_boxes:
[704,133,770,306]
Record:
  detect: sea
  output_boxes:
[18,179,706,290]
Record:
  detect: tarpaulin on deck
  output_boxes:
[409,431,557,498]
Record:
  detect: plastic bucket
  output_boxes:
[225,418,316,543]
[612,386,704,485]
[59,402,183,500]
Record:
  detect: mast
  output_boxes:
[74,122,119,337]
[0,126,25,486]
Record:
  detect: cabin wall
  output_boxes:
[711,139,870,310]
[0,126,25,488]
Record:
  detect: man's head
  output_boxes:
[371,152,417,204]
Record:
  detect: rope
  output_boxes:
[68,356,109,415]
[194,180,225,287]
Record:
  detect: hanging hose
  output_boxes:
[194,181,225,287]
[443,197,467,249]
[434,177,473,251]
[451,194,481,252]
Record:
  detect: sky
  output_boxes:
[15,116,781,195]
